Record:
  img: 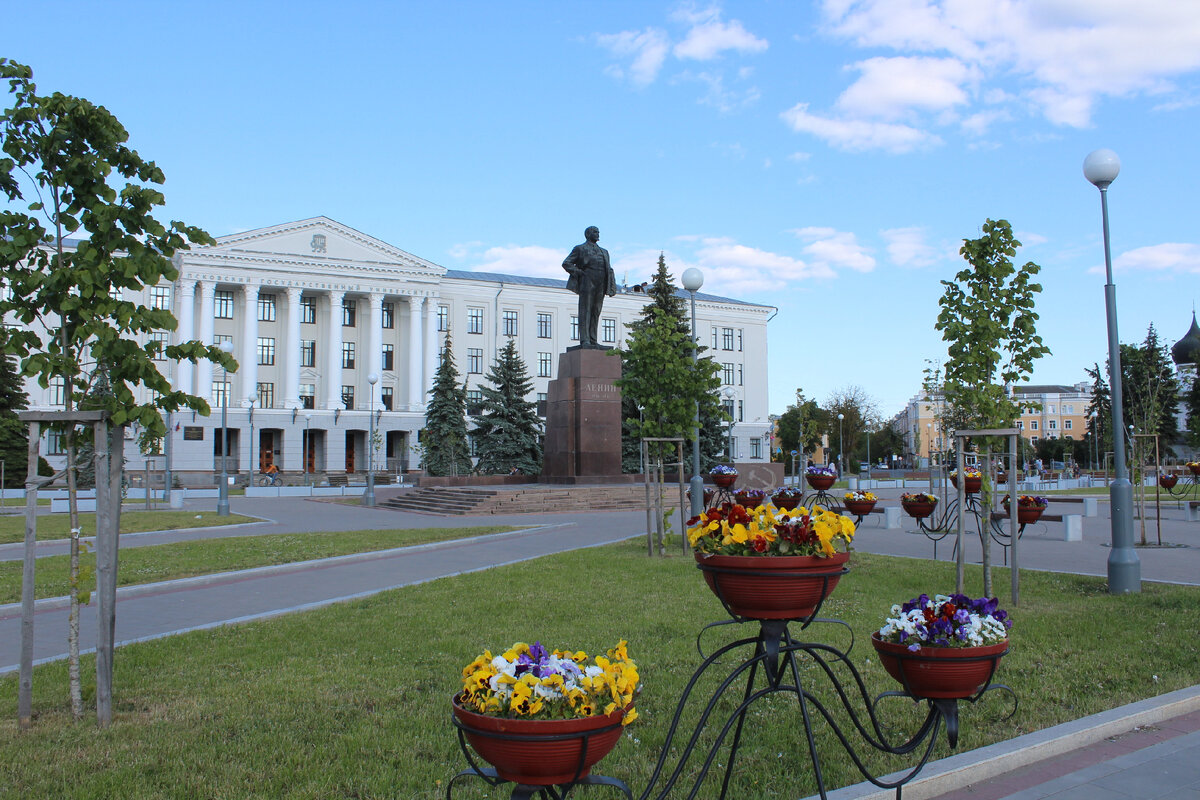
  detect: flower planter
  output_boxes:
[871,634,1008,700]
[771,496,800,511]
[901,501,936,520]
[1160,474,1179,489]
[452,697,629,786]
[712,473,737,489]
[1189,464,1200,477]
[950,475,982,494]
[689,488,716,507]
[843,499,876,517]
[734,492,766,508]
[1003,503,1046,525]
[805,474,836,491]
[695,551,849,620]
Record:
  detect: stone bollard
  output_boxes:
[884,506,902,529]
[1082,497,1098,517]
[1187,503,1200,523]
[1062,514,1082,542]
[169,489,184,509]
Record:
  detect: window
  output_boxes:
[737,329,743,351]
[300,340,316,368]
[343,299,357,327]
[380,386,393,410]
[537,392,547,417]
[730,437,738,459]
[149,331,170,361]
[342,342,355,369]
[503,310,519,337]
[47,430,66,455]
[49,376,66,406]
[258,337,276,366]
[342,385,355,410]
[1049,419,1058,430]
[722,328,734,350]
[256,382,274,409]
[538,352,552,377]
[1017,421,1024,430]
[382,301,394,329]
[437,304,449,332]
[737,364,744,386]
[467,307,484,334]
[570,316,579,341]
[467,347,483,374]
[738,400,744,422]
[1030,420,1039,431]
[711,328,718,349]
[537,312,552,338]
[751,438,762,460]
[602,318,616,344]
[214,333,233,349]
[1065,419,1073,430]
[258,294,276,322]
[1031,435,1039,445]
[300,295,316,324]
[382,343,394,371]
[299,384,315,409]
[723,363,735,385]
[722,399,734,418]
[214,380,230,408]
[466,389,484,416]
[214,290,234,319]
[150,286,171,310]
[1049,405,1056,414]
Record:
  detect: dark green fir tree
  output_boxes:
[472,338,543,475]
[420,331,473,477]
[0,348,52,487]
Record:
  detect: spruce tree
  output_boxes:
[0,349,52,487]
[472,338,543,475]
[421,331,473,476]
[617,254,724,470]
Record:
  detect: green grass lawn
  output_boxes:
[0,510,254,545]
[0,525,515,603]
[2,541,1198,799]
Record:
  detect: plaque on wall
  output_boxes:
[183,426,204,441]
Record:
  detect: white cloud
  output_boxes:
[781,102,942,152]
[1114,243,1200,274]
[596,28,670,86]
[469,245,565,279]
[793,227,876,272]
[689,70,761,112]
[837,56,977,119]
[882,226,940,267]
[672,7,769,60]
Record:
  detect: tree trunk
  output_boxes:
[65,427,82,720]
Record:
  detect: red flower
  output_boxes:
[752,536,769,553]
[942,602,957,618]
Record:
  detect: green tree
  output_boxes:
[0,59,225,718]
[0,349,52,487]
[421,331,472,477]
[774,389,822,473]
[616,255,723,469]
[1085,362,1111,463]
[934,218,1050,595]
[821,385,878,472]
[1120,324,1179,453]
[472,338,543,475]
[1186,371,1200,451]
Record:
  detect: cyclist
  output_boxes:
[261,463,281,486]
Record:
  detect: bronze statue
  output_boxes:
[562,225,616,348]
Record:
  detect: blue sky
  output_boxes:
[5,1,1200,419]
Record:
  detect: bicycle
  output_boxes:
[258,472,282,487]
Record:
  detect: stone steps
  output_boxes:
[379,485,673,515]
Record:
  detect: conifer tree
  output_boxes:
[421,331,472,476]
[0,350,52,487]
[472,338,543,475]
[617,254,724,470]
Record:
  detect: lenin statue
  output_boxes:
[562,226,617,348]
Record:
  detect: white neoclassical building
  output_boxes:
[24,217,776,483]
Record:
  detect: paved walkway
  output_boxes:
[4,488,1200,799]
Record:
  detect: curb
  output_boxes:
[806,684,1200,800]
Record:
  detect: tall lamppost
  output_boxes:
[364,373,378,507]
[1084,148,1140,594]
[246,393,256,476]
[837,413,845,476]
[722,386,736,462]
[216,339,235,517]
[682,267,705,516]
[304,412,313,488]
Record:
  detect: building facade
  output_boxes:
[22,217,775,482]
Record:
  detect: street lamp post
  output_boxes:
[246,393,256,476]
[682,268,705,516]
[216,339,235,516]
[304,412,313,488]
[722,386,736,463]
[1084,148,1140,594]
[837,413,845,476]
[364,373,378,507]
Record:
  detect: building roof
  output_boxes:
[1171,313,1200,366]
[1013,384,1083,395]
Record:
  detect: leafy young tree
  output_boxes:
[472,338,543,475]
[1120,324,1179,452]
[0,59,226,718]
[616,255,723,468]
[821,385,878,472]
[421,331,472,477]
[774,389,822,473]
[934,218,1050,595]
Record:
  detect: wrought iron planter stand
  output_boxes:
[1160,471,1200,502]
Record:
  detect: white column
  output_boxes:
[325,290,345,410]
[423,297,437,407]
[196,281,215,404]
[241,284,259,406]
[368,292,384,389]
[283,287,303,410]
[175,279,196,395]
[406,295,423,409]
